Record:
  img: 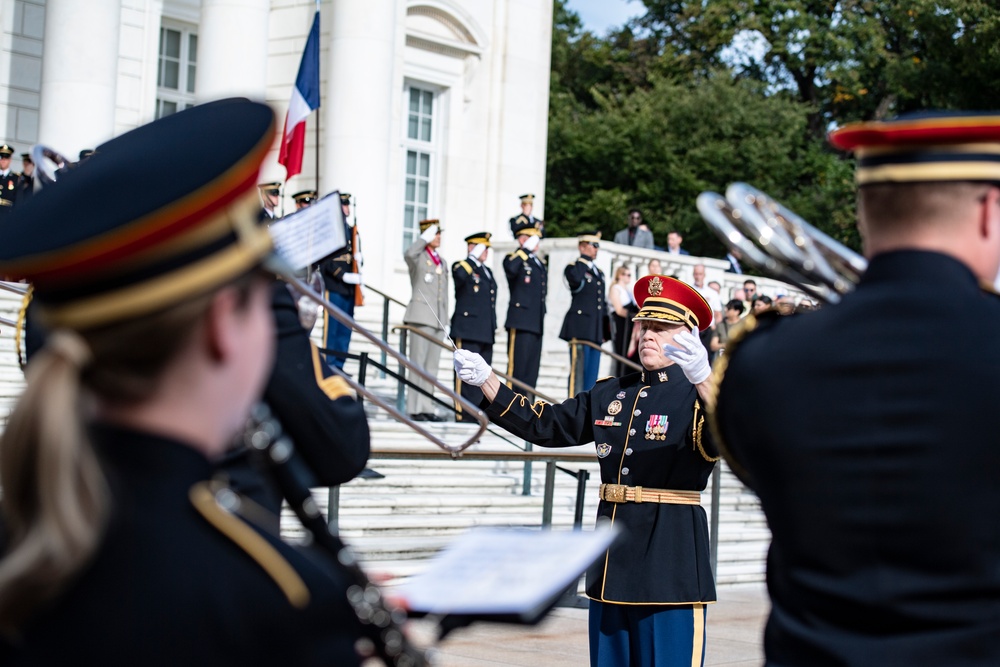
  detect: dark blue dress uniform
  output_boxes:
[4,425,364,666]
[216,280,371,529]
[484,274,718,666]
[317,193,359,370]
[508,193,544,238]
[451,235,498,420]
[559,243,609,394]
[503,228,547,392]
[711,113,1000,666]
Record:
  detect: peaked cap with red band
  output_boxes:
[829,111,1000,185]
[0,98,276,329]
[632,275,712,332]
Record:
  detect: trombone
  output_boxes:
[697,183,867,304]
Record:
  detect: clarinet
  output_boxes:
[244,403,430,667]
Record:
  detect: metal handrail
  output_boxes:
[363,284,406,374]
[365,283,407,307]
[569,338,643,372]
[0,281,28,296]
[393,324,560,405]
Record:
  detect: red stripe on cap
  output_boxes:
[830,116,1000,151]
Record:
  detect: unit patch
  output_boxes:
[616,391,626,399]
[596,443,612,458]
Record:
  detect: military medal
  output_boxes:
[645,415,668,440]
[594,417,622,427]
[596,443,612,458]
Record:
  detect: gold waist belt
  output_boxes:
[599,483,701,505]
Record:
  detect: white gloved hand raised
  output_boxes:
[453,349,492,387]
[469,243,486,261]
[342,272,362,285]
[420,224,439,243]
[662,329,712,385]
[523,235,540,253]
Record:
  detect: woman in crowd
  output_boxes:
[709,298,746,360]
[607,265,638,375]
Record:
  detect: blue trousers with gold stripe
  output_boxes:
[589,600,707,667]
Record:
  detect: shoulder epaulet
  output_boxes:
[706,309,786,487]
[189,482,310,609]
[509,249,529,261]
[458,260,473,275]
[595,376,615,384]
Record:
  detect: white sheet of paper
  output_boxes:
[397,526,617,617]
[267,192,347,270]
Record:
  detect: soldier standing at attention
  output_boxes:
[403,219,449,421]
[455,274,718,667]
[257,181,282,220]
[291,189,317,210]
[508,193,544,238]
[317,193,362,370]
[0,144,21,215]
[712,112,1000,666]
[17,153,33,203]
[560,231,609,395]
[451,232,497,421]
[504,218,547,395]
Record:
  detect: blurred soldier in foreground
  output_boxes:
[451,232,497,420]
[712,112,1000,665]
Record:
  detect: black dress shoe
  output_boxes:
[410,413,428,421]
[357,468,385,480]
[426,414,445,422]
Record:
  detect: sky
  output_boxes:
[565,0,644,35]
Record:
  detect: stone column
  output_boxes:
[196,0,270,101]
[38,0,122,154]
[325,0,400,281]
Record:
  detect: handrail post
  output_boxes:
[710,463,721,577]
[522,441,533,495]
[380,298,389,378]
[542,460,556,527]
[358,352,369,407]
[327,485,340,535]
[396,329,408,414]
[573,469,590,530]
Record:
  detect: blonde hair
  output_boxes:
[0,276,256,631]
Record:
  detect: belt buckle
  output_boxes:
[602,483,626,503]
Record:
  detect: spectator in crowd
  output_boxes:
[608,265,638,376]
[614,209,654,249]
[666,230,689,255]
[743,278,758,302]
[725,248,743,273]
[708,280,721,294]
[751,295,773,313]
[403,219,449,422]
[709,299,745,360]
[647,258,663,276]
[775,294,796,315]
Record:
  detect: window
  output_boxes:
[402,84,438,251]
[156,24,197,119]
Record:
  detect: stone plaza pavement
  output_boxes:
[409,582,769,666]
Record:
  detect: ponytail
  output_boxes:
[0,331,107,631]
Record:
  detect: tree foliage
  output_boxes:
[546,0,1000,257]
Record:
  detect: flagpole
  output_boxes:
[314,0,321,196]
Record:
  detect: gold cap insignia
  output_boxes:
[648,276,663,297]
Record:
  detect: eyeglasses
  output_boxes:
[590,243,600,249]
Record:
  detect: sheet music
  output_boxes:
[397,526,617,617]
[267,191,347,270]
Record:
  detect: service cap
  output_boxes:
[464,231,492,247]
[632,275,713,332]
[419,218,442,232]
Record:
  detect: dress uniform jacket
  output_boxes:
[503,247,547,334]
[0,171,20,213]
[559,255,608,344]
[217,281,370,522]
[714,250,1000,666]
[5,424,364,666]
[403,237,449,329]
[450,257,497,344]
[318,225,355,300]
[485,365,718,604]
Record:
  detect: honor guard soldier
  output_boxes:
[0,99,367,665]
[17,153,33,203]
[258,181,282,219]
[455,274,719,667]
[0,144,21,214]
[560,231,610,395]
[451,231,498,421]
[712,112,1000,666]
[503,218,547,394]
[317,192,362,370]
[403,219,449,421]
[291,189,317,210]
[508,193,544,238]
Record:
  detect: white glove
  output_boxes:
[470,243,486,260]
[523,235,540,253]
[354,251,363,266]
[343,272,362,285]
[420,224,439,243]
[662,329,711,385]
[453,349,492,387]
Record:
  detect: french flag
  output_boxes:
[278,11,320,179]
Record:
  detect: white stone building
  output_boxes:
[0,0,553,294]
